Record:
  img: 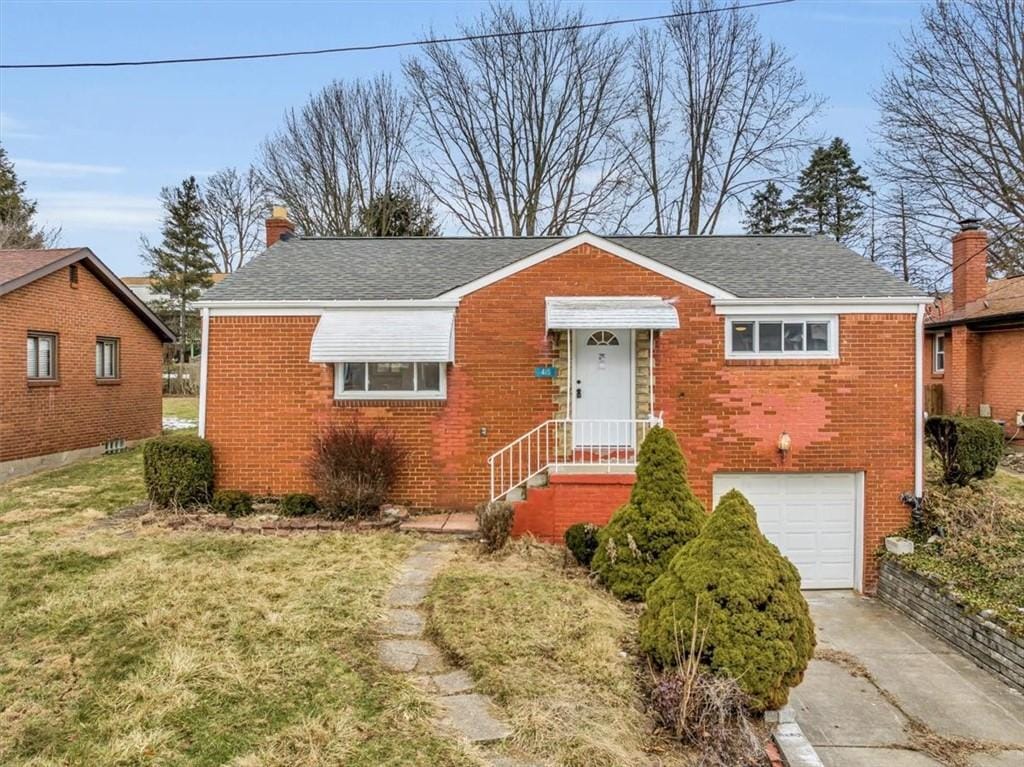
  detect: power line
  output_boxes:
[0,0,793,70]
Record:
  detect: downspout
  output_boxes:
[198,307,210,438]
[914,303,925,497]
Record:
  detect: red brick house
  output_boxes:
[199,210,930,591]
[1,248,174,480]
[923,220,1024,439]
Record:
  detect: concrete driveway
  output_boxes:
[791,591,1024,767]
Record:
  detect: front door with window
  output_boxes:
[573,329,633,447]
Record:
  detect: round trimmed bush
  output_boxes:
[279,493,320,517]
[143,434,213,508]
[212,489,253,518]
[925,415,1004,485]
[564,523,600,567]
[591,426,706,600]
[639,490,815,712]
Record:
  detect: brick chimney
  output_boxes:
[951,218,987,310]
[266,206,295,247]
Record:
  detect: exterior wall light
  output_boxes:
[777,431,792,462]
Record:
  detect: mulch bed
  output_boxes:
[130,507,405,536]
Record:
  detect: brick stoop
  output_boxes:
[511,473,635,543]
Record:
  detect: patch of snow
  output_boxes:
[163,417,197,431]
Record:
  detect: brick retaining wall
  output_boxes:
[878,558,1024,693]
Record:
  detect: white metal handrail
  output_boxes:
[487,415,663,501]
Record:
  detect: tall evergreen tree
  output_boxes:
[0,144,55,248]
[792,138,871,243]
[142,176,214,391]
[742,181,793,234]
[357,186,439,236]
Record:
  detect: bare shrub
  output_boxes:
[647,599,767,767]
[476,501,514,552]
[308,421,405,519]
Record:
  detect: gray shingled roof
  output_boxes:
[200,234,926,302]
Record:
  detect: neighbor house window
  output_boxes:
[335,362,446,400]
[96,337,120,379]
[933,334,945,374]
[726,318,837,359]
[27,332,57,380]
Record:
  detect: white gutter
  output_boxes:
[914,303,924,497]
[712,296,930,306]
[198,307,210,438]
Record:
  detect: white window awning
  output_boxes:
[309,308,455,362]
[545,297,679,330]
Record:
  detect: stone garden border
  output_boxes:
[878,558,1024,693]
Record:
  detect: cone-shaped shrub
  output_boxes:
[639,490,815,712]
[591,426,706,601]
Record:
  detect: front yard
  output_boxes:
[0,451,474,766]
[0,446,699,766]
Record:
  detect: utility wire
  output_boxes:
[0,0,793,70]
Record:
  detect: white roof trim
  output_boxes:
[545,296,680,330]
[309,307,455,363]
[197,298,460,309]
[713,296,930,316]
[436,233,736,300]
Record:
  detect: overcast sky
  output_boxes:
[0,0,923,276]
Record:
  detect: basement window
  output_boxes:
[726,317,837,359]
[335,362,446,400]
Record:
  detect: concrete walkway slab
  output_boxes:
[813,747,942,766]
[794,591,1024,767]
[970,751,1024,766]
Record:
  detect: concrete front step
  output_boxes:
[399,512,479,536]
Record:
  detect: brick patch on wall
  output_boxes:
[878,558,1024,693]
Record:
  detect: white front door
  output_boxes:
[573,329,633,447]
[712,473,860,589]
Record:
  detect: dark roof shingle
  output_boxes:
[201,234,926,302]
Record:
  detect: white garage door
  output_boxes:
[712,473,859,589]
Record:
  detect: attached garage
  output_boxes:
[712,473,863,590]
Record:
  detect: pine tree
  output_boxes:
[142,176,214,392]
[357,186,439,236]
[0,144,52,248]
[742,182,793,234]
[792,138,871,243]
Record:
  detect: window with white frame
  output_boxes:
[26,332,57,380]
[335,362,446,399]
[726,317,837,359]
[96,337,120,379]
[933,334,946,373]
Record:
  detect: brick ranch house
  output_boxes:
[923,220,1023,438]
[0,248,174,480]
[198,210,931,592]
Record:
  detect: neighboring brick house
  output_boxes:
[0,248,174,480]
[923,220,1024,439]
[199,210,930,592]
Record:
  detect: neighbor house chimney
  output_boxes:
[951,218,987,310]
[266,206,295,247]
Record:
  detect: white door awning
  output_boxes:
[545,297,679,330]
[310,308,455,362]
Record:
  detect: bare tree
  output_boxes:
[404,1,633,236]
[876,185,937,286]
[875,0,1024,274]
[260,75,414,235]
[200,166,267,272]
[626,0,821,235]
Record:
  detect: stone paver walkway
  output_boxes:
[378,540,539,765]
[792,591,1024,767]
